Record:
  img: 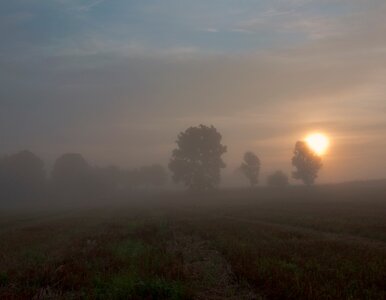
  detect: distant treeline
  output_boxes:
[0,124,323,202]
[0,151,167,203]
[168,124,320,191]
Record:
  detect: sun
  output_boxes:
[305,133,330,156]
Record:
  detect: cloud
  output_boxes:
[71,0,106,12]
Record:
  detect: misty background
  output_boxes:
[1,0,386,185]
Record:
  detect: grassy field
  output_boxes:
[0,183,385,299]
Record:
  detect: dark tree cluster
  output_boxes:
[0,125,326,204]
[51,154,167,200]
[0,151,167,204]
[0,151,45,202]
[168,124,324,190]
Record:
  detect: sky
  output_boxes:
[1,0,386,184]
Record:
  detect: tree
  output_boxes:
[292,141,323,185]
[169,124,227,191]
[0,150,46,201]
[51,153,94,198]
[52,153,90,183]
[267,170,289,187]
[240,151,260,187]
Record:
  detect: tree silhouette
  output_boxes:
[267,170,289,187]
[51,153,94,198]
[240,151,260,187]
[169,124,227,191]
[0,150,46,201]
[292,141,323,185]
[52,153,90,183]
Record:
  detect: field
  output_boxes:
[0,182,386,299]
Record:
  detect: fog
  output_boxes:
[2,4,386,300]
[1,0,386,192]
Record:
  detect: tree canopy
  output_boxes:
[0,150,46,201]
[292,141,323,185]
[169,124,227,191]
[240,151,261,187]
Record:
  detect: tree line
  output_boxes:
[0,151,167,203]
[169,124,322,191]
[0,124,323,202]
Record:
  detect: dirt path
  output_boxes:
[217,215,386,250]
[168,227,261,300]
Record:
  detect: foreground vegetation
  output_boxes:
[0,182,385,299]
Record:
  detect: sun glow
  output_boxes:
[305,133,330,156]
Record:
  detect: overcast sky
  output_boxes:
[1,0,386,183]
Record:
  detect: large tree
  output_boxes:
[292,141,323,185]
[169,125,227,191]
[240,151,260,187]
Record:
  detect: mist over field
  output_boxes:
[1,1,386,299]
